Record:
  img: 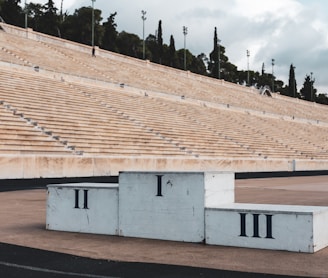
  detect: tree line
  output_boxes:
[1,0,327,105]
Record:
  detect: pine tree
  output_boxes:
[39,0,59,36]
[102,12,118,52]
[0,0,23,27]
[300,74,316,101]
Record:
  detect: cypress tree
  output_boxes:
[157,20,163,64]
[288,64,297,97]
[209,27,219,78]
[169,34,176,67]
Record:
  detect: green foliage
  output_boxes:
[38,0,60,36]
[116,31,142,58]
[259,73,274,89]
[145,34,157,61]
[284,64,297,97]
[157,20,163,64]
[300,75,317,101]
[102,12,118,52]
[175,49,206,75]
[208,27,219,78]
[61,8,91,44]
[316,93,328,105]
[191,53,207,75]
[61,7,103,45]
[208,27,236,81]
[25,3,42,30]
[0,0,23,27]
[236,67,285,93]
[220,61,237,82]
[168,35,178,67]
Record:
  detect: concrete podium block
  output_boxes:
[46,183,119,235]
[205,203,328,253]
[118,172,234,242]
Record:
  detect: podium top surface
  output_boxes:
[119,171,234,175]
[47,183,119,189]
[207,202,328,215]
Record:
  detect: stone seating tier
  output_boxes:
[1,27,328,124]
[0,25,328,161]
[0,66,328,159]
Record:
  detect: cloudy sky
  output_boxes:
[33,0,328,93]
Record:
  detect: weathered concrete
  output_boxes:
[118,172,234,242]
[206,203,328,253]
[2,154,328,179]
[46,171,328,253]
[1,176,328,276]
[46,183,119,235]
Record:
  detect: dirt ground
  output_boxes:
[0,175,328,277]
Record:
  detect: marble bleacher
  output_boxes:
[0,23,328,176]
[57,79,328,160]
[2,26,328,123]
[0,68,188,157]
[0,99,74,155]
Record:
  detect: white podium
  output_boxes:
[46,172,328,253]
[118,172,234,242]
[205,203,328,253]
[46,183,119,235]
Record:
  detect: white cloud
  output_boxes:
[233,0,303,21]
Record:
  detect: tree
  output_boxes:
[208,27,236,81]
[249,63,274,89]
[287,64,297,97]
[145,34,157,61]
[38,0,60,36]
[168,35,178,67]
[116,31,142,58]
[176,49,206,75]
[209,27,219,78]
[61,6,103,46]
[261,63,265,75]
[0,0,23,27]
[191,53,207,75]
[25,2,43,30]
[220,57,237,82]
[59,0,64,23]
[300,74,316,101]
[316,93,328,105]
[237,70,258,86]
[275,79,284,93]
[157,20,163,64]
[102,12,118,52]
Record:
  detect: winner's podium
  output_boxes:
[46,172,328,253]
[46,183,119,235]
[205,203,328,253]
[118,172,234,242]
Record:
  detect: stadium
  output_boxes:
[1,22,328,277]
[1,22,328,179]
